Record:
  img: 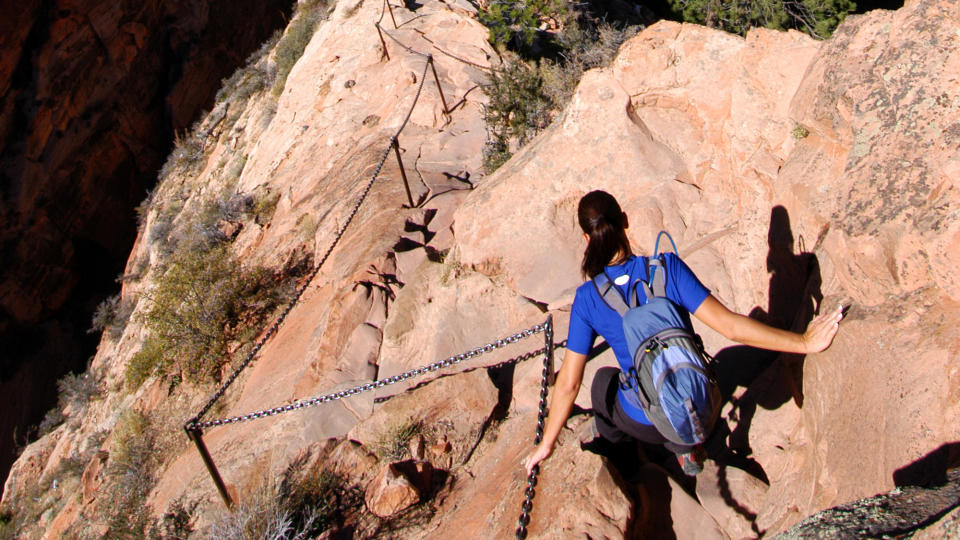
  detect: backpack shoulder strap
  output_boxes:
[592,272,630,316]
[639,255,668,301]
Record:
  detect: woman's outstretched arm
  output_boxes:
[523,348,589,476]
[693,295,843,354]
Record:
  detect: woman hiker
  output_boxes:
[524,190,844,476]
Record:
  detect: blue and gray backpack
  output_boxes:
[592,233,721,446]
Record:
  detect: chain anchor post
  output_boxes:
[185,423,234,509]
[375,24,390,61]
[427,56,450,116]
[386,0,399,28]
[392,136,416,207]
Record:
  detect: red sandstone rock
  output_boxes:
[365,462,422,518]
[81,451,109,505]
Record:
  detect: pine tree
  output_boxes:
[668,0,856,38]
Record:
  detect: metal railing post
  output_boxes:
[185,425,234,508]
[544,315,555,386]
[392,137,415,207]
[375,24,391,61]
[427,56,450,115]
[386,0,399,28]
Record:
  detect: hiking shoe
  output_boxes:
[576,416,600,447]
[677,445,706,476]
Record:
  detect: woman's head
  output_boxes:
[578,190,631,278]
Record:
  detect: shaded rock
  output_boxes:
[0,0,293,494]
[696,460,769,539]
[427,436,453,471]
[217,219,243,241]
[635,463,726,539]
[326,439,380,486]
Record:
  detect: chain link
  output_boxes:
[186,322,547,430]
[516,317,554,539]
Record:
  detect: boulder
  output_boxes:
[365,462,423,518]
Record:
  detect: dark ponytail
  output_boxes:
[578,190,631,278]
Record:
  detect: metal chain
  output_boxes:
[187,143,393,427]
[393,54,433,138]
[186,322,547,430]
[516,316,554,539]
[188,7,441,428]
[377,22,431,59]
[413,30,493,72]
[372,338,567,404]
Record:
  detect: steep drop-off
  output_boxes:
[0,0,293,493]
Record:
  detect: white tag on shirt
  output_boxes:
[614,274,629,286]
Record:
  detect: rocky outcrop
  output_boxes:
[776,468,960,539]
[3,0,958,537]
[0,0,292,493]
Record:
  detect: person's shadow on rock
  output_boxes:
[708,206,824,478]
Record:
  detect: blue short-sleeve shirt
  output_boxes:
[567,253,710,424]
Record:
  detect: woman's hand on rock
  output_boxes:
[802,304,845,353]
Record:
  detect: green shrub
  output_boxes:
[225,153,249,182]
[480,13,639,172]
[482,55,551,171]
[272,1,331,97]
[126,335,167,390]
[0,506,13,538]
[216,31,277,106]
[37,370,102,435]
[133,245,283,386]
[159,130,207,181]
[667,0,855,38]
[792,123,810,139]
[135,188,157,227]
[251,188,281,226]
[147,497,197,540]
[0,480,42,539]
[479,0,569,53]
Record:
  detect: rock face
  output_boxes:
[454,1,960,534]
[3,0,959,537]
[0,0,292,494]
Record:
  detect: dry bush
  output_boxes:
[207,454,362,539]
[103,410,160,538]
[90,293,135,340]
[374,419,426,462]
